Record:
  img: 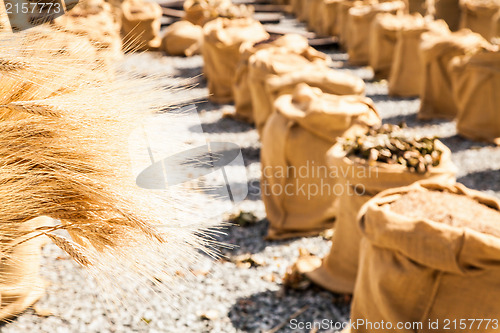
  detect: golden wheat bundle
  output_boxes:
[0,26,219,319]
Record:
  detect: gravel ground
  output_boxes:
[3,14,500,333]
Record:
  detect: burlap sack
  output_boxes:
[434,0,461,30]
[320,0,343,36]
[338,1,365,48]
[248,46,330,135]
[418,29,492,120]
[350,182,500,333]
[265,68,366,102]
[388,18,449,97]
[492,10,500,37]
[404,0,426,14]
[202,17,269,104]
[262,84,381,240]
[369,13,406,79]
[184,0,232,26]
[298,0,311,22]
[296,140,456,294]
[121,0,162,50]
[161,20,203,56]
[347,1,406,66]
[307,0,324,33]
[291,0,304,18]
[233,34,309,123]
[449,48,500,145]
[0,216,51,321]
[460,0,500,40]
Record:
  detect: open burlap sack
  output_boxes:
[369,13,406,79]
[449,48,500,145]
[262,84,381,240]
[388,18,449,97]
[350,181,500,333]
[433,0,461,30]
[419,29,492,120]
[266,68,366,102]
[0,216,51,321]
[320,0,343,36]
[161,20,203,56]
[248,46,330,135]
[184,0,232,26]
[347,1,406,66]
[233,34,309,123]
[203,17,269,104]
[460,0,500,40]
[296,140,456,294]
[121,0,162,50]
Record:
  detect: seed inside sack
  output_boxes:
[389,190,500,238]
[342,124,442,173]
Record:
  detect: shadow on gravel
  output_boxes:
[439,135,494,153]
[195,117,254,134]
[458,169,500,192]
[228,288,350,333]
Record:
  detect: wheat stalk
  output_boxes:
[44,233,93,267]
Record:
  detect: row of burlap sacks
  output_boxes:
[289,0,500,144]
[161,0,255,56]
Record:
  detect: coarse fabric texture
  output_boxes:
[434,0,461,30]
[369,13,406,79]
[320,0,343,36]
[388,18,449,97]
[202,17,269,104]
[459,0,500,40]
[307,0,325,33]
[248,45,330,135]
[183,0,232,26]
[161,20,203,56]
[338,0,365,48]
[404,0,426,14]
[262,84,381,240]
[301,140,456,294]
[0,217,51,321]
[347,1,406,66]
[350,182,500,333]
[121,0,162,50]
[449,48,500,145]
[418,29,492,120]
[233,34,309,123]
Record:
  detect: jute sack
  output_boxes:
[298,0,311,22]
[161,20,203,56]
[404,0,426,14]
[0,217,51,321]
[262,84,381,240]
[418,29,493,120]
[320,0,343,36]
[388,18,449,97]
[265,67,366,102]
[459,0,500,40]
[308,0,324,33]
[449,48,500,145]
[291,0,303,18]
[338,1,365,48]
[434,0,461,30]
[350,182,500,333]
[233,34,309,123]
[296,140,456,294]
[248,46,330,135]
[347,1,406,66]
[121,0,162,50]
[202,17,269,104]
[183,0,232,26]
[369,13,406,79]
